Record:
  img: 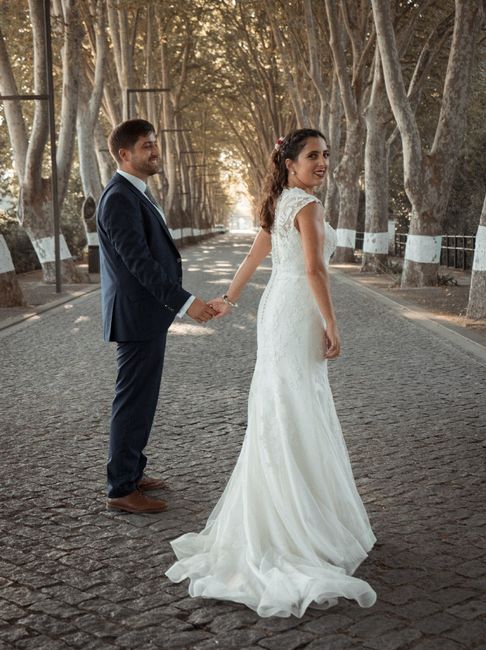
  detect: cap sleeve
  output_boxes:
[276,188,321,233]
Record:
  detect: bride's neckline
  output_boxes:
[283,186,317,197]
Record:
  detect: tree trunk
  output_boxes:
[77,1,106,201]
[77,83,104,199]
[333,120,363,263]
[19,180,87,283]
[56,0,83,205]
[1,0,85,283]
[323,72,341,229]
[466,192,486,319]
[362,48,389,272]
[303,0,329,136]
[401,158,445,287]
[0,236,25,307]
[107,2,137,120]
[94,122,114,186]
[264,0,307,127]
[159,38,178,222]
[325,0,368,263]
[372,0,483,287]
[0,26,28,182]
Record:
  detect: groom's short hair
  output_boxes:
[108,119,156,162]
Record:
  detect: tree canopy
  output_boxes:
[0,0,485,290]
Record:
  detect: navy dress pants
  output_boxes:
[107,332,167,498]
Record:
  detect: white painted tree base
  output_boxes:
[404,234,442,264]
[336,228,356,249]
[472,225,486,271]
[0,235,15,274]
[32,235,72,263]
[363,232,389,254]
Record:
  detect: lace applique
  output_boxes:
[275,188,320,235]
[271,188,336,272]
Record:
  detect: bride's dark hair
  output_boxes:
[259,128,327,233]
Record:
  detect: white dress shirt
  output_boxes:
[116,170,195,318]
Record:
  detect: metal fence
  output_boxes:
[394,233,476,270]
[355,232,476,270]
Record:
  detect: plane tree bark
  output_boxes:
[0,235,25,306]
[362,3,453,271]
[467,191,486,319]
[0,0,86,283]
[324,0,374,262]
[77,0,107,203]
[371,0,484,286]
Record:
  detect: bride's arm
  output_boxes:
[295,202,341,359]
[210,228,272,317]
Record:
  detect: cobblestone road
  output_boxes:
[1,234,485,650]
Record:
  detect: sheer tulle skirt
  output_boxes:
[166,273,377,617]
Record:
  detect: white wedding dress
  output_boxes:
[166,187,377,617]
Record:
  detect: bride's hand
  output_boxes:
[208,297,232,319]
[323,324,341,359]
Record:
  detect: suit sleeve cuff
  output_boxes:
[177,294,196,318]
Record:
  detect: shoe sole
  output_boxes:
[106,504,168,513]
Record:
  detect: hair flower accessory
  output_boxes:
[274,136,285,151]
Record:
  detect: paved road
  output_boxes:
[1,234,485,649]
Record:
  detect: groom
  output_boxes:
[97,118,217,514]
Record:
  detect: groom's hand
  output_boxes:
[187,298,217,323]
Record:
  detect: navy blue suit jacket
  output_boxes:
[96,173,191,342]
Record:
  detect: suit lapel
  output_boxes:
[140,193,174,241]
[112,174,178,250]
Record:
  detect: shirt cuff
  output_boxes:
[177,294,196,318]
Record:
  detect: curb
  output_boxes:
[330,268,486,367]
[0,284,100,335]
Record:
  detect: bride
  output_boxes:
[165,128,377,617]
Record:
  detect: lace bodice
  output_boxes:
[272,187,336,273]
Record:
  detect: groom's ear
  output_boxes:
[118,147,131,163]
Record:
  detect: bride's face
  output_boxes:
[286,137,329,190]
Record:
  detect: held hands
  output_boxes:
[208,297,232,319]
[187,297,218,323]
[187,295,235,323]
[323,323,341,360]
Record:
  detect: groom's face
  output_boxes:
[119,132,161,179]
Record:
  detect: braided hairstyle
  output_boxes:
[259,128,327,233]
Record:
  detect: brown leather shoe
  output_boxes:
[137,475,167,491]
[106,489,168,513]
